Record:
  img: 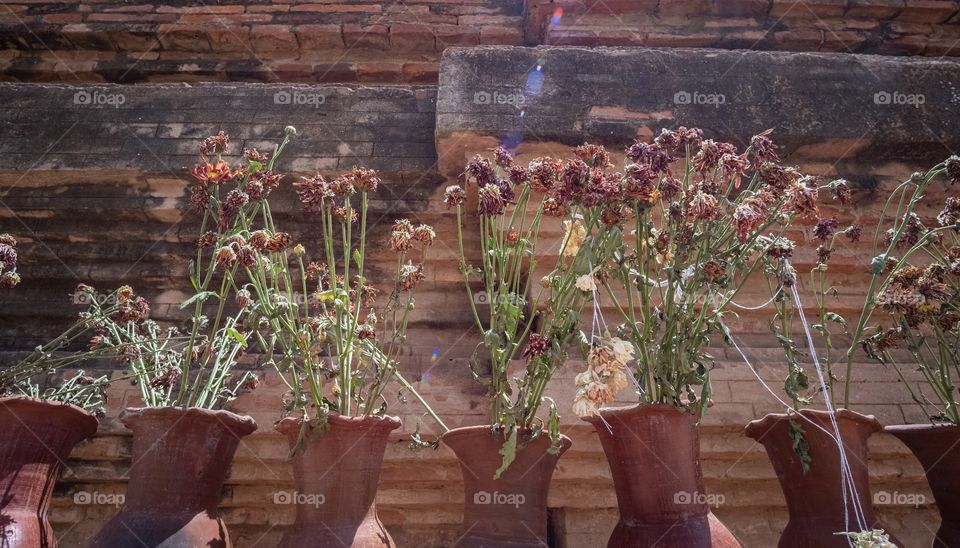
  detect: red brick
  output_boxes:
[156,5,245,14]
[249,24,298,53]
[433,25,479,48]
[659,0,710,16]
[771,0,848,18]
[42,13,83,24]
[205,25,252,53]
[402,61,439,83]
[645,32,721,47]
[846,0,904,18]
[343,24,390,49]
[296,24,344,50]
[357,61,403,82]
[479,26,522,45]
[772,29,824,49]
[898,0,959,22]
[390,23,436,50]
[290,4,382,13]
[86,13,176,23]
[711,0,771,16]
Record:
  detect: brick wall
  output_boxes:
[1,5,959,547]
[1,0,959,83]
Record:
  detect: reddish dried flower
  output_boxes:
[832,179,852,205]
[244,179,265,201]
[114,295,150,324]
[236,245,257,267]
[766,237,795,259]
[703,259,727,283]
[939,312,960,331]
[398,262,425,291]
[0,234,15,247]
[813,217,839,241]
[903,213,928,247]
[306,261,328,281]
[529,157,560,193]
[0,244,16,270]
[559,159,590,199]
[0,272,19,288]
[692,140,737,173]
[719,153,749,182]
[600,206,626,226]
[357,323,377,340]
[191,161,233,185]
[626,141,672,174]
[506,230,520,245]
[200,131,230,156]
[412,224,436,246]
[659,176,682,202]
[750,134,780,167]
[216,246,237,268]
[150,366,181,390]
[249,230,270,251]
[508,165,529,186]
[542,196,570,217]
[574,143,610,168]
[465,155,495,186]
[496,178,516,202]
[236,288,252,308]
[444,185,466,208]
[117,345,142,364]
[389,224,413,252]
[294,175,334,213]
[654,128,679,152]
[732,196,769,243]
[330,175,355,198]
[225,189,249,210]
[947,156,960,185]
[333,206,359,224]
[265,232,292,252]
[197,231,217,248]
[759,162,798,190]
[351,167,380,192]
[623,164,660,205]
[845,224,863,243]
[938,197,960,229]
[676,127,704,150]
[244,148,269,163]
[478,184,506,216]
[523,332,552,358]
[816,245,831,265]
[786,181,819,219]
[689,192,719,220]
[493,146,513,169]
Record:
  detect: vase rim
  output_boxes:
[744,408,880,439]
[275,412,401,436]
[120,406,257,436]
[885,423,960,432]
[582,402,696,424]
[438,424,573,451]
[0,395,99,437]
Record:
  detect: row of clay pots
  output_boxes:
[1,396,957,547]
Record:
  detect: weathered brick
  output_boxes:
[389,22,436,50]
[295,24,344,50]
[897,0,959,22]
[249,24,298,53]
[343,23,389,49]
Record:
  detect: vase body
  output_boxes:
[745,409,901,548]
[585,404,740,548]
[276,414,400,548]
[0,397,99,548]
[886,424,960,548]
[89,406,257,548]
[440,425,571,547]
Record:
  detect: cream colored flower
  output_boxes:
[561,218,586,258]
[608,337,635,364]
[575,273,598,292]
[573,394,599,418]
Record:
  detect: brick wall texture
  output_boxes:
[1,3,959,547]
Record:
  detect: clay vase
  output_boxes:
[276,414,400,548]
[0,397,99,548]
[886,423,960,548]
[585,404,740,548]
[89,406,257,548]
[440,425,572,548]
[745,409,901,548]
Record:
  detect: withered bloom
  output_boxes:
[732,196,769,243]
[236,289,252,308]
[493,146,513,169]
[786,180,819,219]
[191,161,233,185]
[719,153,749,181]
[0,234,15,247]
[529,157,559,193]
[216,246,237,268]
[692,140,737,173]
[398,262,425,291]
[508,165,529,186]
[759,162,797,190]
[306,261,328,281]
[244,148,269,163]
[265,232,292,252]
[938,197,960,229]
[903,213,928,247]
[947,155,960,185]
[542,196,570,217]
[293,174,334,213]
[523,332,552,358]
[412,224,436,246]
[496,178,515,202]
[249,230,270,251]
[749,134,779,166]
[816,245,832,265]
[689,192,719,220]
[813,217,839,241]
[600,206,625,226]
[831,179,852,205]
[574,143,610,168]
[0,243,16,270]
[0,272,19,288]
[703,259,726,282]
[478,184,506,216]
[465,155,495,186]
[626,141,672,174]
[351,167,380,192]
[845,224,863,243]
[200,131,230,156]
[766,237,795,259]
[389,222,413,252]
[659,176,682,202]
[333,206,359,224]
[444,185,467,208]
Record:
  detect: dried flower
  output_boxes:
[524,333,551,358]
[813,217,839,241]
[947,155,960,185]
[197,231,217,248]
[845,224,863,243]
[412,224,436,246]
[938,197,960,229]
[575,274,598,292]
[574,143,610,168]
[265,232,292,252]
[0,244,16,271]
[543,197,570,217]
[191,161,233,185]
[444,185,466,208]
[732,196,769,243]
[399,262,425,291]
[786,180,819,219]
[293,244,305,257]
[216,246,237,268]
[294,174,334,213]
[245,148,269,163]
[509,165,529,186]
[529,157,560,193]
[389,222,413,252]
[236,289,252,308]
[351,167,380,192]
[478,184,505,216]
[0,234,15,247]
[465,155,495,186]
[200,131,230,156]
[750,134,780,167]
[0,271,19,288]
[493,146,513,169]
[689,192,719,220]
[767,237,795,259]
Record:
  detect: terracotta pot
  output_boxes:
[585,404,740,548]
[886,423,960,548]
[440,425,572,548]
[0,397,99,548]
[275,414,400,548]
[89,406,257,548]
[745,409,901,548]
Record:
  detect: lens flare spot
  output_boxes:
[551,7,563,25]
[431,347,440,362]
